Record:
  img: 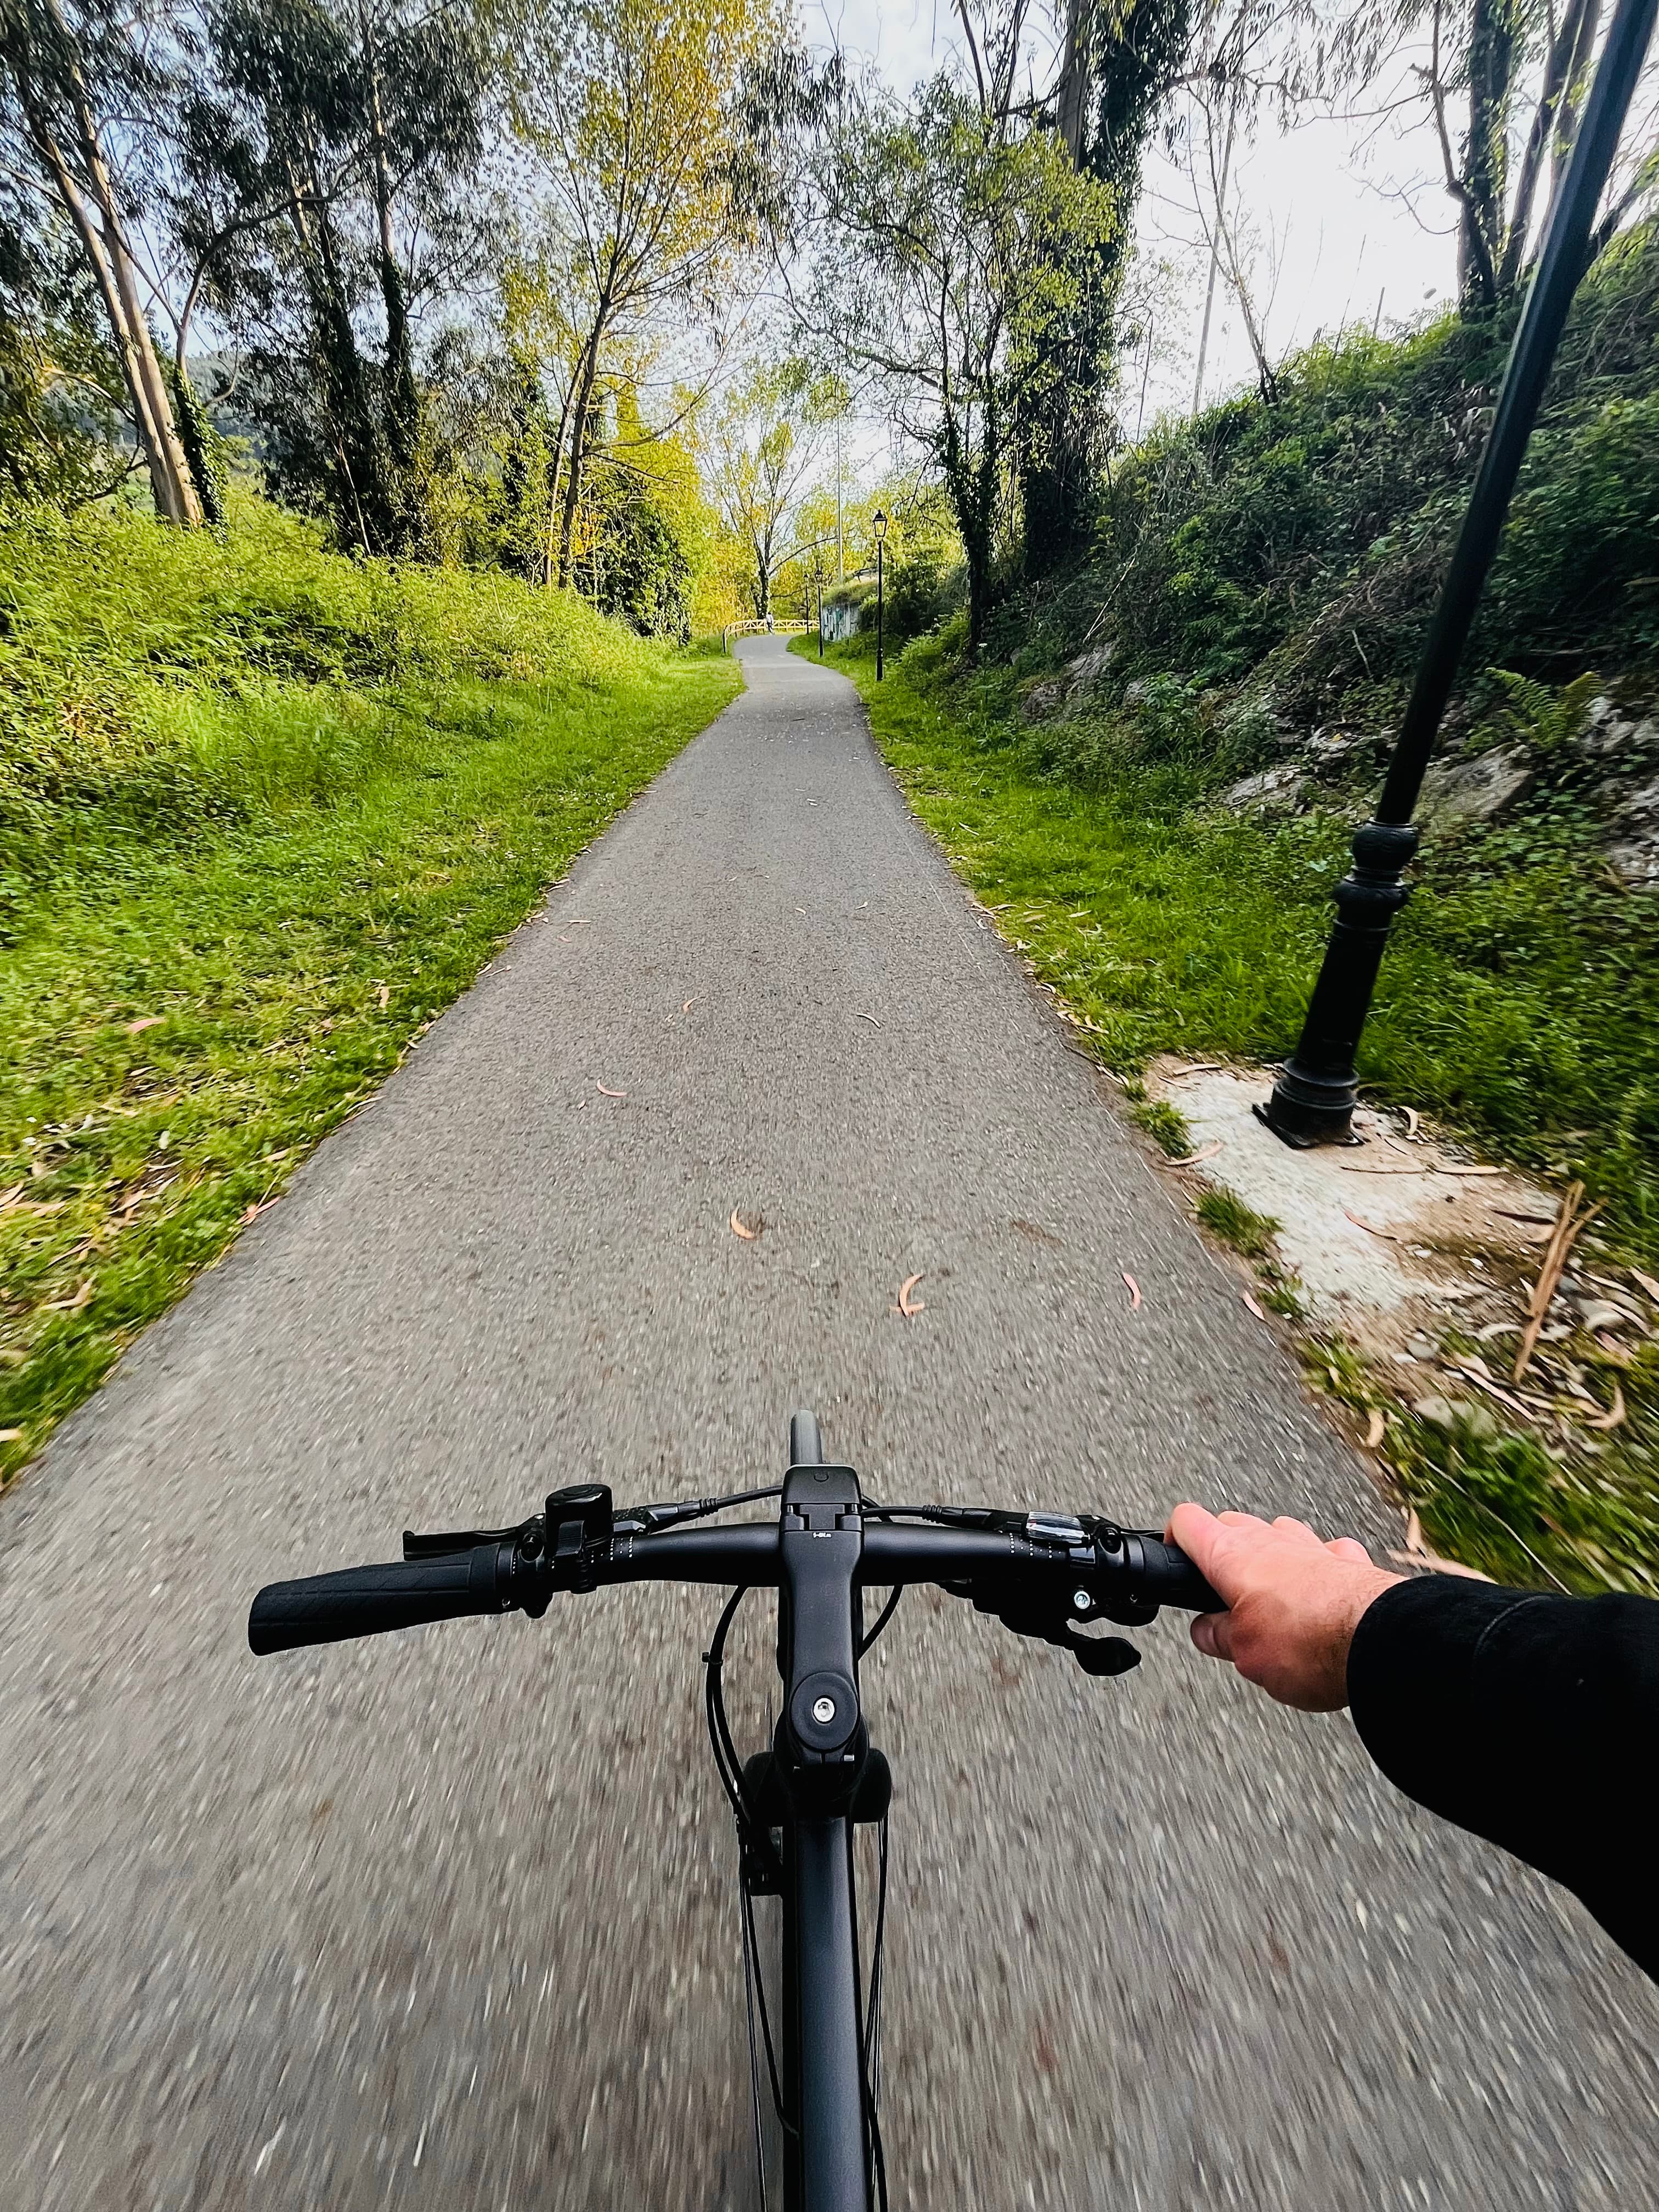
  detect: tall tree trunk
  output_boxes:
[361,11,421,540]
[1498,0,1598,291]
[20,5,204,526]
[1021,0,1191,573]
[557,328,603,586]
[23,101,202,525]
[286,147,387,551]
[1459,0,1520,313]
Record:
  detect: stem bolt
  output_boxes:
[1073,1590,1091,1612]
[812,1696,836,1724]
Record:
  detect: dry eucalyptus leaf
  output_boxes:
[730,1209,761,1241]
[126,1015,165,1036]
[1364,1408,1387,1448]
[1121,1272,1142,1311]
[896,1273,926,1317]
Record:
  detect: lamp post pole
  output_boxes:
[873,508,888,682]
[1263,0,1659,1145]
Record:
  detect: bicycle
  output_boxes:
[249,1410,1221,2211]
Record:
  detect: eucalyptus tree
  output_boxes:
[0,0,206,521]
[183,0,490,552]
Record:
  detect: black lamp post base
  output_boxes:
[1255,1084,1361,1148]
[1260,819,1419,1148]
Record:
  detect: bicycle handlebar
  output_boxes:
[248,1545,514,1655]
[249,1511,1221,1656]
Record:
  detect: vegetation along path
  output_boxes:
[2,636,1653,2209]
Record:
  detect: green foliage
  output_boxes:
[1306,1338,1659,1596]
[1193,1183,1281,1257]
[1008,227,1659,708]
[0,493,740,1485]
[1128,1096,1192,1155]
[808,70,1118,651]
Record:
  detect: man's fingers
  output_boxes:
[1190,1610,1234,1662]
[1271,1516,1324,1548]
[1166,1500,1218,1555]
[1325,1536,1374,1565]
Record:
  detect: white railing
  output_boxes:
[723,617,809,652]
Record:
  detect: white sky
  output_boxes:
[808,3,1462,445]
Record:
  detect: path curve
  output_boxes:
[2,636,1652,2209]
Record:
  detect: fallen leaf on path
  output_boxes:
[1166,1062,1224,1079]
[0,1427,24,1443]
[377,985,390,1008]
[1364,1407,1386,1448]
[896,1273,926,1316]
[45,1279,94,1312]
[856,1012,882,1028]
[596,1082,627,1098]
[1345,1211,1403,1240]
[1241,1292,1267,1320]
[1401,1107,1421,1140]
[1388,1547,1497,1581]
[1514,1182,1602,1382]
[0,1181,25,1210]
[730,1209,761,1240]
[12,1199,67,1217]
[683,997,698,1013]
[1585,1382,1628,1432]
[1121,1272,1142,1311]
[1340,1162,1430,1175]
[241,1198,280,1226]
[1630,1267,1659,1305]
[1164,1141,1223,1167]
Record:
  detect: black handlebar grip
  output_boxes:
[249,1544,510,1655]
[1128,1533,1224,1613]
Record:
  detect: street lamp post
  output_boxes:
[872,509,888,682]
[1263,0,1659,1146]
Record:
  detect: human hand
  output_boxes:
[1165,1504,1404,1712]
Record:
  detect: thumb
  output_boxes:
[1192,1610,1234,1661]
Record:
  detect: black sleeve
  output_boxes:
[1347,1575,1659,1980]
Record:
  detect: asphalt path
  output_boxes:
[3,635,1654,2210]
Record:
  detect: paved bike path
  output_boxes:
[2,636,1652,2210]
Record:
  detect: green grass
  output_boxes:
[0,500,740,1485]
[1192,1185,1282,1259]
[804,635,1659,1242]
[803,632,1659,1593]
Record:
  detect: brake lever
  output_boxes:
[973,1593,1141,1678]
[403,1518,539,1560]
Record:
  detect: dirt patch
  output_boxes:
[1145,1059,1557,1365]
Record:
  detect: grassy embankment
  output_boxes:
[1,498,740,1486]
[806,630,1659,1594]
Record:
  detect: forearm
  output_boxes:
[1347,1577,1659,1979]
